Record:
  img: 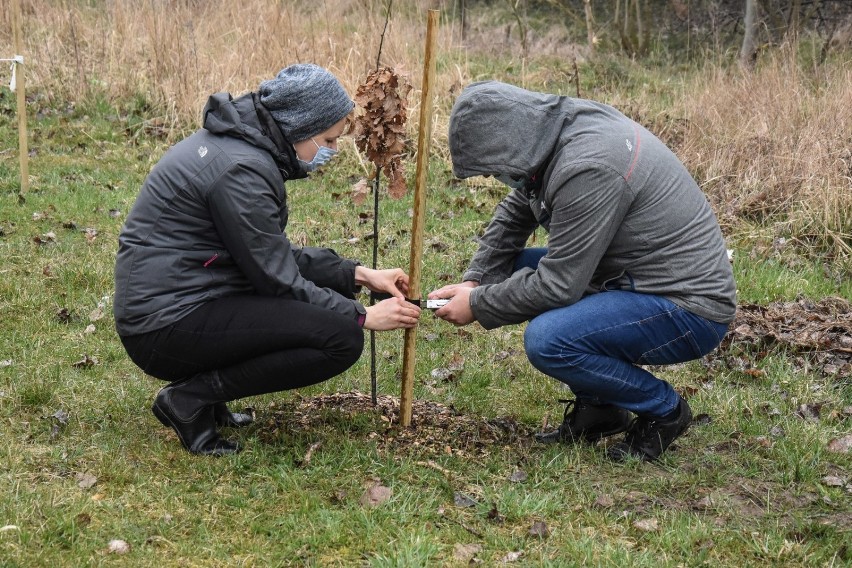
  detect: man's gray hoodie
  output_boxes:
[114,92,365,336]
[449,81,736,330]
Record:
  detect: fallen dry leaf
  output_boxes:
[633,518,660,532]
[76,472,97,489]
[360,484,392,507]
[453,543,482,563]
[528,520,550,538]
[508,470,528,483]
[56,308,72,323]
[827,434,852,453]
[500,551,523,563]
[487,503,504,524]
[107,539,130,554]
[72,354,99,369]
[594,494,615,508]
[33,232,57,245]
[454,492,478,508]
[821,475,846,487]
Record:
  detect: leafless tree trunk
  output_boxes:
[584,0,596,54]
[740,0,760,69]
[506,0,529,57]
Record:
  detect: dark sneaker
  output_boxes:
[535,399,632,445]
[607,397,693,462]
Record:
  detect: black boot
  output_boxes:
[607,396,693,462]
[213,402,253,428]
[151,371,241,456]
[535,399,632,445]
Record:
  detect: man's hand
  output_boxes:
[428,280,478,299]
[364,297,421,331]
[430,285,476,326]
[355,266,410,299]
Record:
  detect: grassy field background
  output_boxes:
[1,1,851,566]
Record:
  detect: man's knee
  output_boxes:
[524,318,562,370]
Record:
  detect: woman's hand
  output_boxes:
[430,285,476,326]
[364,297,421,331]
[355,266,410,299]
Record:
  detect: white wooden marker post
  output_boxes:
[399,9,439,428]
[11,0,29,197]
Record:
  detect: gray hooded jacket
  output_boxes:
[449,82,736,330]
[114,92,365,336]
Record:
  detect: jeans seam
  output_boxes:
[638,330,698,364]
[562,307,679,361]
[700,317,726,345]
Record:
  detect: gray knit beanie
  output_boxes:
[259,64,354,143]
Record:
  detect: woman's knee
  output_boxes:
[333,318,365,365]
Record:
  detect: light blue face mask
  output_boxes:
[298,139,338,173]
[494,174,526,190]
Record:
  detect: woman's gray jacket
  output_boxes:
[449,81,736,330]
[114,92,364,336]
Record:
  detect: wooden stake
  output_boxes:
[399,9,439,428]
[11,0,29,199]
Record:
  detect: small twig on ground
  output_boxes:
[299,442,322,467]
[442,514,484,538]
[415,460,454,476]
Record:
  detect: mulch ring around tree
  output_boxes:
[716,296,852,378]
[261,391,534,460]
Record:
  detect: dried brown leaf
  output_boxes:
[528,520,550,538]
[508,470,528,483]
[107,539,130,554]
[360,484,392,507]
[500,551,524,563]
[454,492,478,508]
[633,518,660,532]
[453,543,482,563]
[387,169,407,200]
[351,178,370,206]
[828,434,852,453]
[72,354,99,368]
[821,475,846,487]
[76,472,98,489]
[594,494,615,508]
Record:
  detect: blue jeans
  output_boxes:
[514,249,729,417]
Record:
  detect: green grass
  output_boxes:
[1,88,850,567]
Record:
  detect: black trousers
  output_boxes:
[119,296,365,401]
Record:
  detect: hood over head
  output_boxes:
[448,81,573,181]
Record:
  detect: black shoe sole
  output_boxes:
[535,423,630,445]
